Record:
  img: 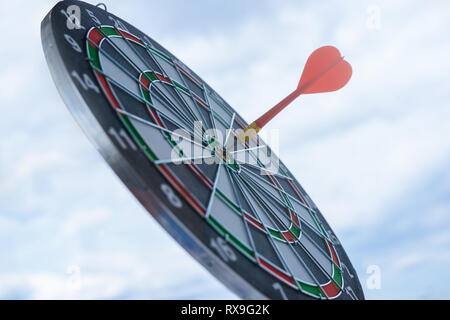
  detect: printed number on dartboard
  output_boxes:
[210,237,237,263]
[160,184,183,209]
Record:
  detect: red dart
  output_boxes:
[238,46,352,142]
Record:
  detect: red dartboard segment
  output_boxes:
[156,73,170,83]
[321,281,340,298]
[139,73,150,89]
[287,179,313,210]
[290,210,299,225]
[327,241,341,267]
[88,28,103,46]
[257,257,297,289]
[266,174,304,242]
[95,72,122,110]
[281,231,296,242]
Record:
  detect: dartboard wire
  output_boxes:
[239,176,339,261]
[113,108,209,150]
[106,74,210,155]
[224,112,236,147]
[238,168,315,228]
[238,163,318,214]
[238,162,294,181]
[91,24,194,125]
[235,175,332,299]
[89,41,209,212]
[149,80,199,132]
[238,175,297,238]
[113,26,202,128]
[224,128,330,242]
[228,129,284,178]
[89,27,199,135]
[86,69,211,166]
[87,37,197,136]
[142,35,212,133]
[232,172,301,290]
[230,145,267,155]
[240,132,287,182]
[118,120,214,165]
[267,168,340,256]
[173,61,211,131]
[108,81,215,164]
[88,62,202,147]
[148,83,205,143]
[238,167,314,230]
[205,111,239,218]
[91,42,326,242]
[202,83,222,139]
[286,179,331,242]
[237,174,345,297]
[210,111,258,260]
[245,193,339,300]
[233,173,329,299]
[144,85,211,166]
[238,169,334,244]
[204,164,223,218]
[159,163,208,213]
[88,34,219,190]
[89,26,192,124]
[238,171,327,252]
[154,154,217,166]
[223,165,258,264]
[229,172,303,292]
[237,172,343,275]
[147,71,203,130]
[207,89,235,119]
[87,24,343,298]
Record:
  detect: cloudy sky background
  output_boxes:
[0,0,449,299]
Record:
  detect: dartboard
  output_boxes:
[41,0,364,300]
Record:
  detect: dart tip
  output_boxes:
[237,121,261,143]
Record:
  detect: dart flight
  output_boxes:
[238,46,352,142]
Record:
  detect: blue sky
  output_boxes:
[0,0,449,299]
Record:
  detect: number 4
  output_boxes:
[71,71,100,94]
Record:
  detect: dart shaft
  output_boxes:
[254,88,302,128]
[238,88,302,143]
